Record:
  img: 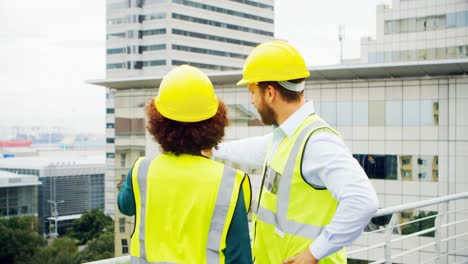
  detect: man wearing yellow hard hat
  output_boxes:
[214,41,379,264]
[118,65,253,264]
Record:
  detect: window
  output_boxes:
[119,218,126,233]
[408,18,417,32]
[400,18,408,33]
[337,102,352,126]
[457,46,466,58]
[416,17,426,31]
[418,49,427,60]
[106,123,115,129]
[106,153,115,159]
[353,102,368,126]
[106,138,115,144]
[386,101,402,126]
[122,239,129,254]
[456,11,465,27]
[385,21,393,34]
[402,157,411,165]
[172,13,273,36]
[106,108,115,114]
[353,154,398,180]
[447,13,456,28]
[421,100,438,126]
[403,101,420,125]
[121,153,126,168]
[369,101,385,126]
[320,102,337,126]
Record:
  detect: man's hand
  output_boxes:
[201,148,213,158]
[282,249,318,264]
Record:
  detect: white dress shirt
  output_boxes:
[214,100,379,260]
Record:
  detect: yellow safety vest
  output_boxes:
[253,115,347,264]
[130,153,251,264]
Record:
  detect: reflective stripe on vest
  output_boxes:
[256,119,328,240]
[134,157,238,264]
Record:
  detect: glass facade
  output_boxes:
[0,186,38,217]
[172,60,241,71]
[172,44,247,59]
[172,0,273,23]
[384,11,468,35]
[228,0,274,10]
[172,13,273,37]
[171,29,259,47]
[369,44,468,63]
[353,154,438,182]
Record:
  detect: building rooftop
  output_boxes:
[0,171,41,188]
[0,155,105,170]
[89,59,468,89]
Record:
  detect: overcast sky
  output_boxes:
[0,0,388,135]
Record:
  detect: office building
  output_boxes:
[106,0,274,78]
[0,171,40,217]
[104,0,274,217]
[92,59,468,261]
[361,0,468,64]
[104,0,274,254]
[0,156,105,235]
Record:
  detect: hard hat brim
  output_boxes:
[236,79,251,86]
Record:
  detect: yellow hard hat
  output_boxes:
[155,65,218,122]
[237,40,310,86]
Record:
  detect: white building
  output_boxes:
[106,0,274,78]
[361,0,468,64]
[104,0,274,220]
[92,59,468,262]
[0,171,40,217]
[0,156,105,235]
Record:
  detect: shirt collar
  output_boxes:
[274,100,316,138]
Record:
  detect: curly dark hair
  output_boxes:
[146,98,229,156]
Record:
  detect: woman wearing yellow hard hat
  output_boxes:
[214,41,378,264]
[118,65,253,264]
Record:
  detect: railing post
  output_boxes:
[434,201,448,264]
[384,213,397,264]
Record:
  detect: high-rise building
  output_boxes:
[106,0,274,78]
[360,0,468,64]
[103,0,274,255]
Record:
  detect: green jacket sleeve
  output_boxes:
[225,189,253,264]
[117,165,135,216]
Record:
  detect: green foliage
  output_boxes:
[67,208,113,245]
[0,216,45,263]
[26,237,80,264]
[0,211,115,264]
[78,232,115,263]
[401,211,437,237]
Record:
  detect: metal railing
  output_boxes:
[347,192,468,264]
[87,192,468,264]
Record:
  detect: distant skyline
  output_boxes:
[1,0,389,134]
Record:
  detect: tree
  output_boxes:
[0,216,45,263]
[67,208,113,245]
[78,232,114,262]
[26,237,80,264]
[401,211,437,237]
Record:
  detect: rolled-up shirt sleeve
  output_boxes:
[213,134,272,167]
[302,131,379,259]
